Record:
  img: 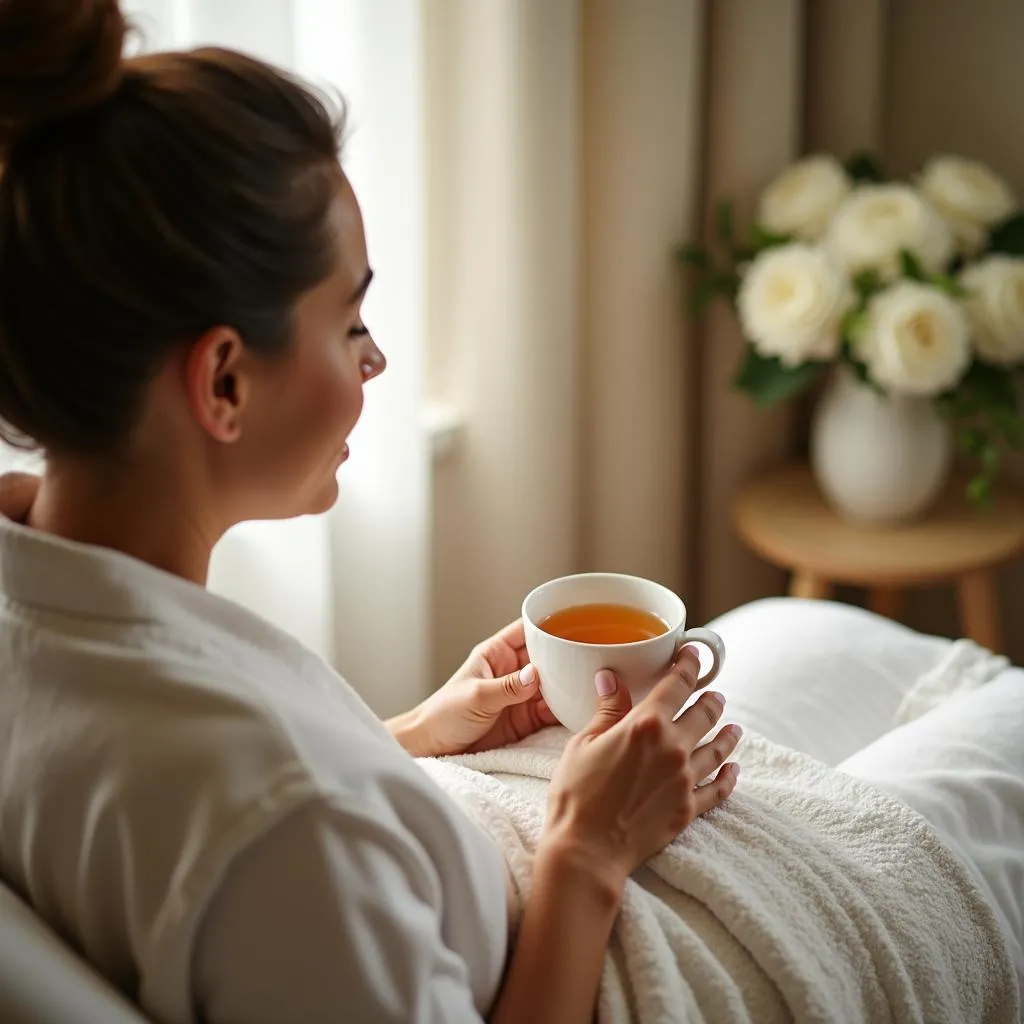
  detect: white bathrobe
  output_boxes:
[0,516,508,1023]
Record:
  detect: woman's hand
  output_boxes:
[542,647,741,893]
[492,648,741,1024]
[386,620,558,758]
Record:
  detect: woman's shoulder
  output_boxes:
[0,549,512,1020]
[0,567,454,979]
[0,582,410,806]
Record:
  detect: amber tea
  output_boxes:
[538,602,668,645]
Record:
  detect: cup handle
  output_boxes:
[677,627,726,686]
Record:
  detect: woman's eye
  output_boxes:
[348,323,370,339]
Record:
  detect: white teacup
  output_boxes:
[522,572,725,733]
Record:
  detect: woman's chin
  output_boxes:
[307,475,341,515]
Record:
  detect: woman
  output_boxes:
[0,3,739,1022]
[0,2,1020,1022]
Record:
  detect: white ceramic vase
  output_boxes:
[810,365,952,525]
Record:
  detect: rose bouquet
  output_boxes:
[681,153,1024,508]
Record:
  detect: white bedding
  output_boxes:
[421,723,1019,1023]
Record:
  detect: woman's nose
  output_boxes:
[360,342,386,381]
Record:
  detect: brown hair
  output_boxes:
[0,0,346,454]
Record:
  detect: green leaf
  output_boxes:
[981,443,1001,474]
[944,360,1024,508]
[732,347,825,407]
[750,223,792,252]
[689,270,740,315]
[675,243,711,269]
[994,410,1024,447]
[852,268,883,301]
[716,270,741,305]
[957,426,987,455]
[692,280,720,315]
[839,308,868,344]
[987,213,1024,257]
[716,200,735,250]
[931,273,968,298]
[900,248,927,281]
[844,151,885,183]
[963,360,1019,408]
[966,474,994,509]
[839,341,886,395]
[846,358,872,389]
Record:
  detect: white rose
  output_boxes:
[825,184,955,279]
[737,244,854,366]
[758,155,851,241]
[920,155,1016,255]
[960,255,1024,365]
[857,281,971,396]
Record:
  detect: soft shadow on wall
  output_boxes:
[870,0,1024,658]
[426,0,702,684]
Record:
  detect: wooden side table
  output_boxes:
[732,463,1024,653]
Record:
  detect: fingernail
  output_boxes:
[519,664,536,687]
[729,724,743,740]
[707,691,726,707]
[595,670,617,696]
[731,763,741,778]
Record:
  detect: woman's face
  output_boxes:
[223,175,386,520]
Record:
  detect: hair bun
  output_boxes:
[0,0,127,153]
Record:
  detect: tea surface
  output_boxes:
[538,603,668,645]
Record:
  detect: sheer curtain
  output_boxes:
[124,0,430,716]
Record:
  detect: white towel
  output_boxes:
[892,638,1010,727]
[420,707,1019,1021]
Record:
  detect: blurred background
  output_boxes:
[7,1,1022,717]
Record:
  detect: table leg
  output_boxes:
[957,570,1002,652]
[868,587,903,621]
[789,572,832,600]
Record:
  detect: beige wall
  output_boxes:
[692,0,804,622]
[426,0,1024,686]
[426,1,582,682]
[884,0,1024,195]
[428,0,711,683]
[580,0,703,600]
[878,0,1024,659]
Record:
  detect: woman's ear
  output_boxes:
[184,326,250,443]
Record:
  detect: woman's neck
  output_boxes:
[27,458,221,586]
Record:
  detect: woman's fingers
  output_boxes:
[582,670,634,737]
[492,618,526,651]
[645,646,703,721]
[692,762,741,815]
[535,697,559,726]
[674,688,727,748]
[689,723,743,782]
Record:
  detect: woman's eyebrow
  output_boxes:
[347,267,374,305]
